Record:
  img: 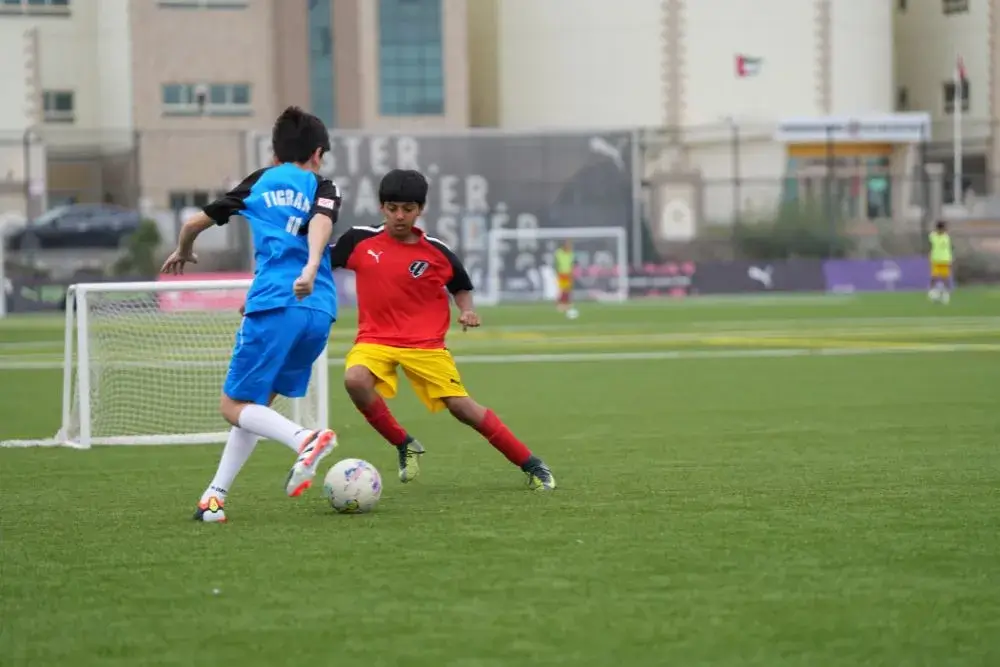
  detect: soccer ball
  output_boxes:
[322,458,382,514]
[566,307,579,320]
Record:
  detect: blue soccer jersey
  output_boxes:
[203,163,342,320]
[204,163,342,405]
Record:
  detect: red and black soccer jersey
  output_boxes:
[330,226,474,349]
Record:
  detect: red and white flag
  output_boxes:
[735,54,762,78]
[955,55,967,84]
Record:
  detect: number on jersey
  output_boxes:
[285,216,303,235]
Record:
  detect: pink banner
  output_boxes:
[157,272,251,312]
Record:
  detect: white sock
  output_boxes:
[237,404,312,453]
[202,427,260,502]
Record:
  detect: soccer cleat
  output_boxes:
[285,429,338,497]
[397,438,425,483]
[521,456,556,491]
[193,496,227,523]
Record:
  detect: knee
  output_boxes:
[344,366,376,398]
[443,396,486,426]
[219,395,247,426]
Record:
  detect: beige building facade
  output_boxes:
[894,0,1000,201]
[0,0,470,215]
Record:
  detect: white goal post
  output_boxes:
[1,279,329,449]
[481,226,629,305]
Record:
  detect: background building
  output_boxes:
[0,0,997,230]
[894,0,999,202]
[0,0,471,217]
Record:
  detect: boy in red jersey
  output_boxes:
[329,169,556,490]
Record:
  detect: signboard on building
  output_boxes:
[775,113,932,144]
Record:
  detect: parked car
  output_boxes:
[7,204,141,251]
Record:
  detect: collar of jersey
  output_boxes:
[379,224,426,245]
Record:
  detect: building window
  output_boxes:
[895,86,909,111]
[42,90,75,123]
[161,83,252,116]
[378,0,444,116]
[157,0,247,8]
[942,0,969,14]
[309,0,336,127]
[0,0,70,15]
[943,80,970,113]
[168,190,226,211]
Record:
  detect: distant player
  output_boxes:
[161,106,342,523]
[554,240,575,313]
[928,220,953,304]
[329,169,556,490]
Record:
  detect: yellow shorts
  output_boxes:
[557,274,573,292]
[345,343,468,413]
[930,263,952,279]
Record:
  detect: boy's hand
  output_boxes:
[458,310,481,331]
[293,265,318,300]
[161,249,197,275]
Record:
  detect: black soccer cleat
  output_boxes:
[397,436,425,483]
[521,456,557,491]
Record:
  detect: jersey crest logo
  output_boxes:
[408,260,430,278]
[367,249,383,263]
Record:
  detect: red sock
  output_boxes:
[359,397,409,447]
[474,410,532,467]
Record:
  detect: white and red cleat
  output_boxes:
[285,429,338,497]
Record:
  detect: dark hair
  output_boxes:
[378,169,428,206]
[271,106,330,164]
[936,220,947,231]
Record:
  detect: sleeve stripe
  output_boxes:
[424,235,453,251]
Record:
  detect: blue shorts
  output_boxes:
[223,307,333,405]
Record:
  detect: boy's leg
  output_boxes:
[197,309,330,518]
[941,265,953,303]
[221,310,321,452]
[194,425,260,523]
[344,344,424,482]
[274,310,339,497]
[557,275,571,311]
[402,349,556,490]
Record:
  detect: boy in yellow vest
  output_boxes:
[553,240,576,315]
[929,220,953,304]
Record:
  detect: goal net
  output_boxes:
[480,226,628,304]
[1,279,328,449]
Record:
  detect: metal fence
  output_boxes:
[1,121,998,273]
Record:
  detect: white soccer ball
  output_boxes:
[323,458,382,514]
[566,307,580,320]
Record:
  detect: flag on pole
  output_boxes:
[735,54,762,78]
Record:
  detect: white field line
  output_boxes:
[1,343,997,371]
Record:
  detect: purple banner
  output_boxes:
[822,257,929,293]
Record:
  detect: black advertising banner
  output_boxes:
[5,276,148,313]
[253,130,635,290]
[6,279,72,312]
[691,259,826,295]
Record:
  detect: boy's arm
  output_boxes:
[436,242,479,329]
[161,212,214,274]
[293,179,342,299]
[164,169,265,275]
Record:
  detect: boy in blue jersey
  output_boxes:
[161,107,342,523]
